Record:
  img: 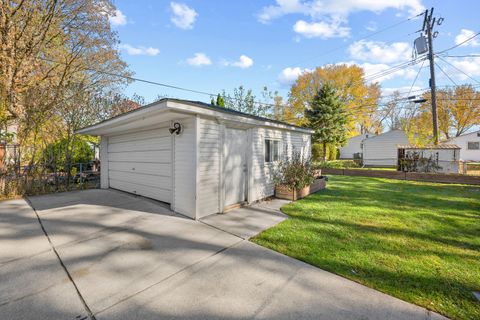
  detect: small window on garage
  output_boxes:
[468,141,479,150]
[265,139,280,163]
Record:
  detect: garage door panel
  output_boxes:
[108,162,172,177]
[108,137,171,153]
[107,126,172,204]
[108,128,170,144]
[108,150,171,163]
[110,179,171,203]
[108,171,171,189]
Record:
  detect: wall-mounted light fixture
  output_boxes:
[169,122,182,135]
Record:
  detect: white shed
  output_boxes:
[397,144,461,173]
[362,130,409,167]
[446,130,480,162]
[77,98,313,219]
[339,132,376,159]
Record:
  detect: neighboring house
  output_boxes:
[397,144,461,173]
[446,130,480,162]
[362,130,409,167]
[339,132,376,159]
[77,98,313,220]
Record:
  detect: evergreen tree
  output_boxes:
[216,94,225,107]
[211,97,216,105]
[305,83,347,161]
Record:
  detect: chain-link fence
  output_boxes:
[319,158,480,176]
[0,162,100,199]
[1,143,100,199]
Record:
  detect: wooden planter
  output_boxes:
[275,177,327,201]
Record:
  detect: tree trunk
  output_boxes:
[322,142,327,162]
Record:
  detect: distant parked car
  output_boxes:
[74,171,100,183]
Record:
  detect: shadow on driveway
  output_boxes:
[0,190,447,320]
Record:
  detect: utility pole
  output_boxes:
[422,8,440,145]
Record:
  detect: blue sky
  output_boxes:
[109,0,480,104]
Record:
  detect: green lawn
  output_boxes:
[252,176,480,320]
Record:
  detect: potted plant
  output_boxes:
[273,151,326,201]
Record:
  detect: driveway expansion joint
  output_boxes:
[25,197,97,320]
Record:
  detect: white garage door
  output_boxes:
[107,127,172,203]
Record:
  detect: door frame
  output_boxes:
[220,126,251,212]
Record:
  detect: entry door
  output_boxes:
[224,128,247,207]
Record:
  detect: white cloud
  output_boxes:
[119,44,160,56]
[293,19,350,38]
[454,29,479,47]
[258,0,424,38]
[186,53,212,66]
[258,0,307,24]
[348,40,411,63]
[365,21,378,32]
[278,67,313,85]
[170,2,198,29]
[224,55,254,69]
[258,0,424,23]
[449,57,480,80]
[109,9,127,26]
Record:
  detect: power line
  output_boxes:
[440,54,480,58]
[435,61,458,86]
[363,57,427,82]
[290,12,424,66]
[437,31,480,54]
[37,54,480,125]
[401,58,426,112]
[37,55,433,115]
[436,55,480,85]
[38,56,287,109]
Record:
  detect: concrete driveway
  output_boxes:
[0,190,446,320]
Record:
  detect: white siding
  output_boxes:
[249,128,311,202]
[448,131,480,161]
[196,117,221,218]
[100,136,109,189]
[363,130,409,167]
[172,116,196,218]
[339,133,375,159]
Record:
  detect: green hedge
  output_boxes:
[315,160,360,169]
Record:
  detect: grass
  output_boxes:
[252,175,480,320]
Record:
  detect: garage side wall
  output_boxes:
[363,130,409,167]
[173,116,197,218]
[196,117,221,218]
[249,128,311,202]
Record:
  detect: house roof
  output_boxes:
[362,129,405,142]
[446,130,480,140]
[76,98,314,135]
[397,144,460,149]
[348,132,375,140]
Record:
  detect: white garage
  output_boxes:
[77,98,313,219]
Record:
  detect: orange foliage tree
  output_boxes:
[286,64,381,136]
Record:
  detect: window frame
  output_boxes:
[467,141,480,150]
[264,139,281,163]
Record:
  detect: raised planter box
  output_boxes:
[275,177,327,201]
